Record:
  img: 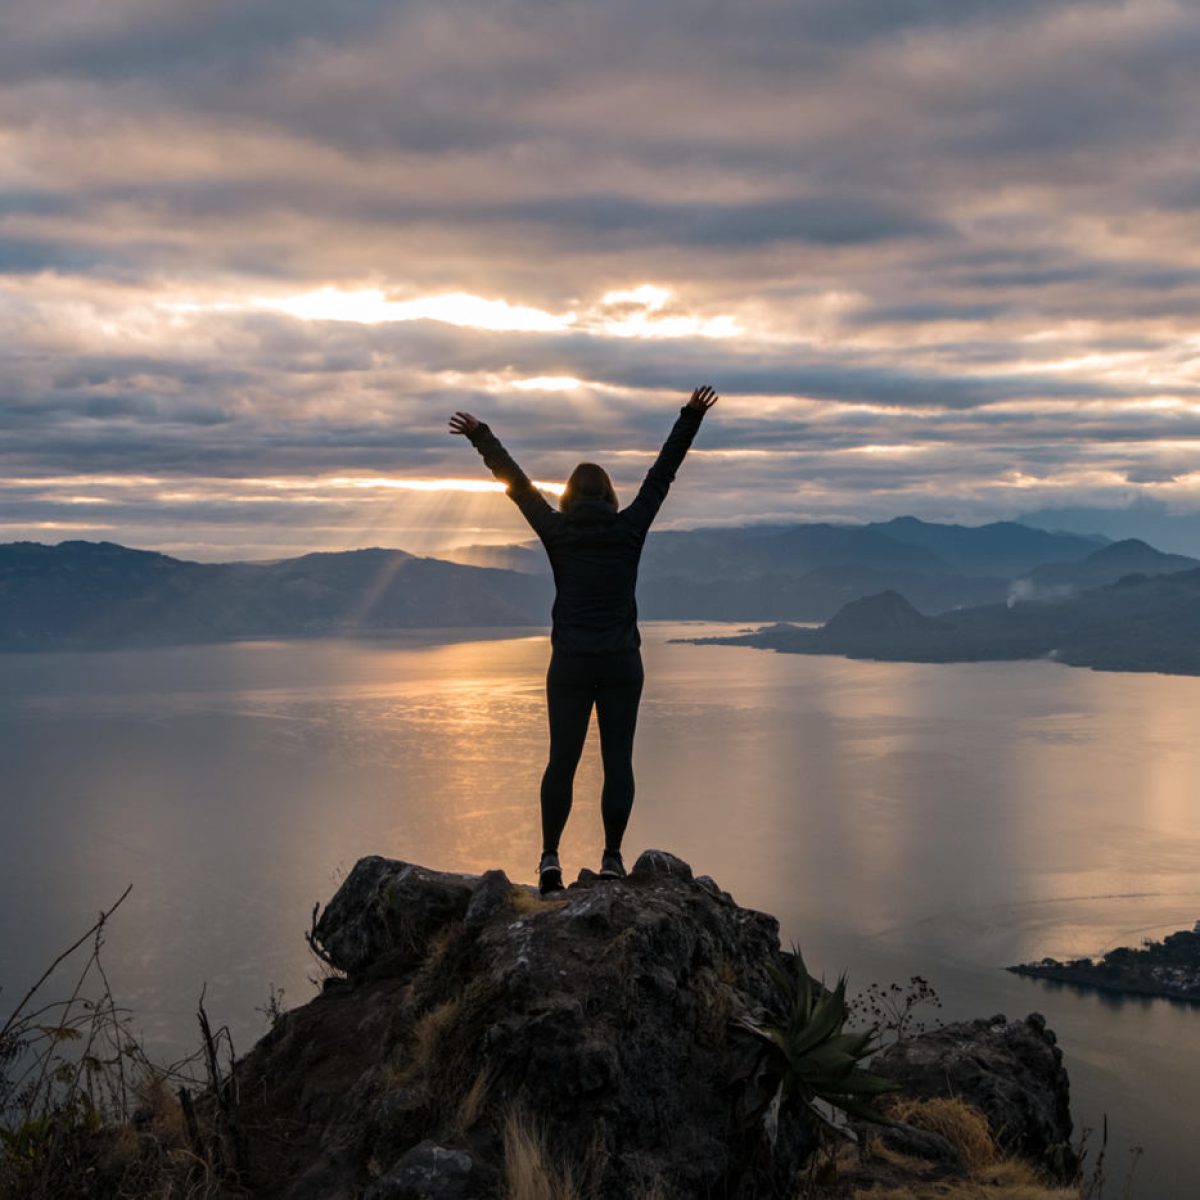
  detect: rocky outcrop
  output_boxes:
[221,855,1079,1199]
[234,852,818,1199]
[873,1012,1077,1180]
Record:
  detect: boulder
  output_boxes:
[872,1011,1077,1180]
[363,1141,475,1200]
[234,852,818,1199]
[314,857,477,977]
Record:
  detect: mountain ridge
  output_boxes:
[0,516,1180,655]
[678,566,1200,676]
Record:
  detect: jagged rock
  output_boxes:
[234,852,818,1199]
[873,1011,1077,1180]
[364,1140,475,1199]
[227,855,1080,1198]
[314,857,477,977]
[463,869,513,930]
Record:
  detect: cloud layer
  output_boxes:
[4,0,1200,556]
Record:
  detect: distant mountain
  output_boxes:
[440,543,549,575]
[445,516,1113,621]
[638,564,1006,622]
[678,567,1200,676]
[1023,539,1199,591]
[6,522,1191,657]
[450,517,1111,587]
[0,542,550,650]
[865,516,1106,577]
[1019,502,1200,559]
[640,522,949,579]
[820,590,945,638]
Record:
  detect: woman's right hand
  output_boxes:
[686,385,719,411]
[448,411,481,436]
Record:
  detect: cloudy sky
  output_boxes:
[5,0,1200,559]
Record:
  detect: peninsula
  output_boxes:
[1009,920,1200,1002]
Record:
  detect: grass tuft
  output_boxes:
[889,1095,997,1170]
[448,1066,492,1140]
[502,1104,580,1200]
[509,889,568,916]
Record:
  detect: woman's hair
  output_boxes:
[559,462,618,513]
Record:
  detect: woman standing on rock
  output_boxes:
[450,386,718,894]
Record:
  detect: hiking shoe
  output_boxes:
[598,849,626,880]
[538,851,564,895]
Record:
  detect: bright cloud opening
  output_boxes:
[509,376,584,392]
[325,476,565,497]
[253,288,576,332]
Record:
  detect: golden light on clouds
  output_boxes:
[152,281,741,341]
[509,376,584,392]
[326,476,566,496]
[252,287,576,332]
[591,284,740,339]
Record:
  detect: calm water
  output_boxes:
[2,624,1198,1195]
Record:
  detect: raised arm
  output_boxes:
[622,385,717,535]
[449,411,559,541]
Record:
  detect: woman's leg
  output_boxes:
[595,649,645,853]
[540,651,594,854]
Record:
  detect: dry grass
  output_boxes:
[847,1097,1083,1200]
[502,1105,580,1200]
[509,889,568,916]
[854,1173,1078,1199]
[889,1096,997,1171]
[692,967,736,1044]
[406,924,462,997]
[381,995,464,1091]
[447,1066,492,1140]
[132,1071,187,1144]
[0,888,247,1199]
[634,1185,671,1200]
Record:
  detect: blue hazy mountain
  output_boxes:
[445,516,1112,621]
[0,541,549,649]
[1019,501,1200,558]
[864,516,1106,576]
[680,567,1200,676]
[0,518,1180,652]
[1022,538,1199,591]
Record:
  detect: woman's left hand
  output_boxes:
[686,385,719,411]
[449,411,481,436]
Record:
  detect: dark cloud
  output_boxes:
[3,0,1200,555]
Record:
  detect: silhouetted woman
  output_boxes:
[450,386,718,893]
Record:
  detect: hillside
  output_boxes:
[0,517,1169,650]
[678,567,1200,676]
[440,516,1115,623]
[866,517,1105,577]
[0,541,550,649]
[0,852,1082,1198]
[1023,539,1199,591]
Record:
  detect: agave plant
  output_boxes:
[739,946,899,1138]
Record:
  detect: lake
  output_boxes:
[2,624,1198,1195]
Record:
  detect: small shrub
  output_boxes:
[740,947,900,1134]
[850,976,943,1046]
[0,888,243,1199]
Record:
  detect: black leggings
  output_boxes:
[541,648,644,855]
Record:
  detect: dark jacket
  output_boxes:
[468,405,705,655]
